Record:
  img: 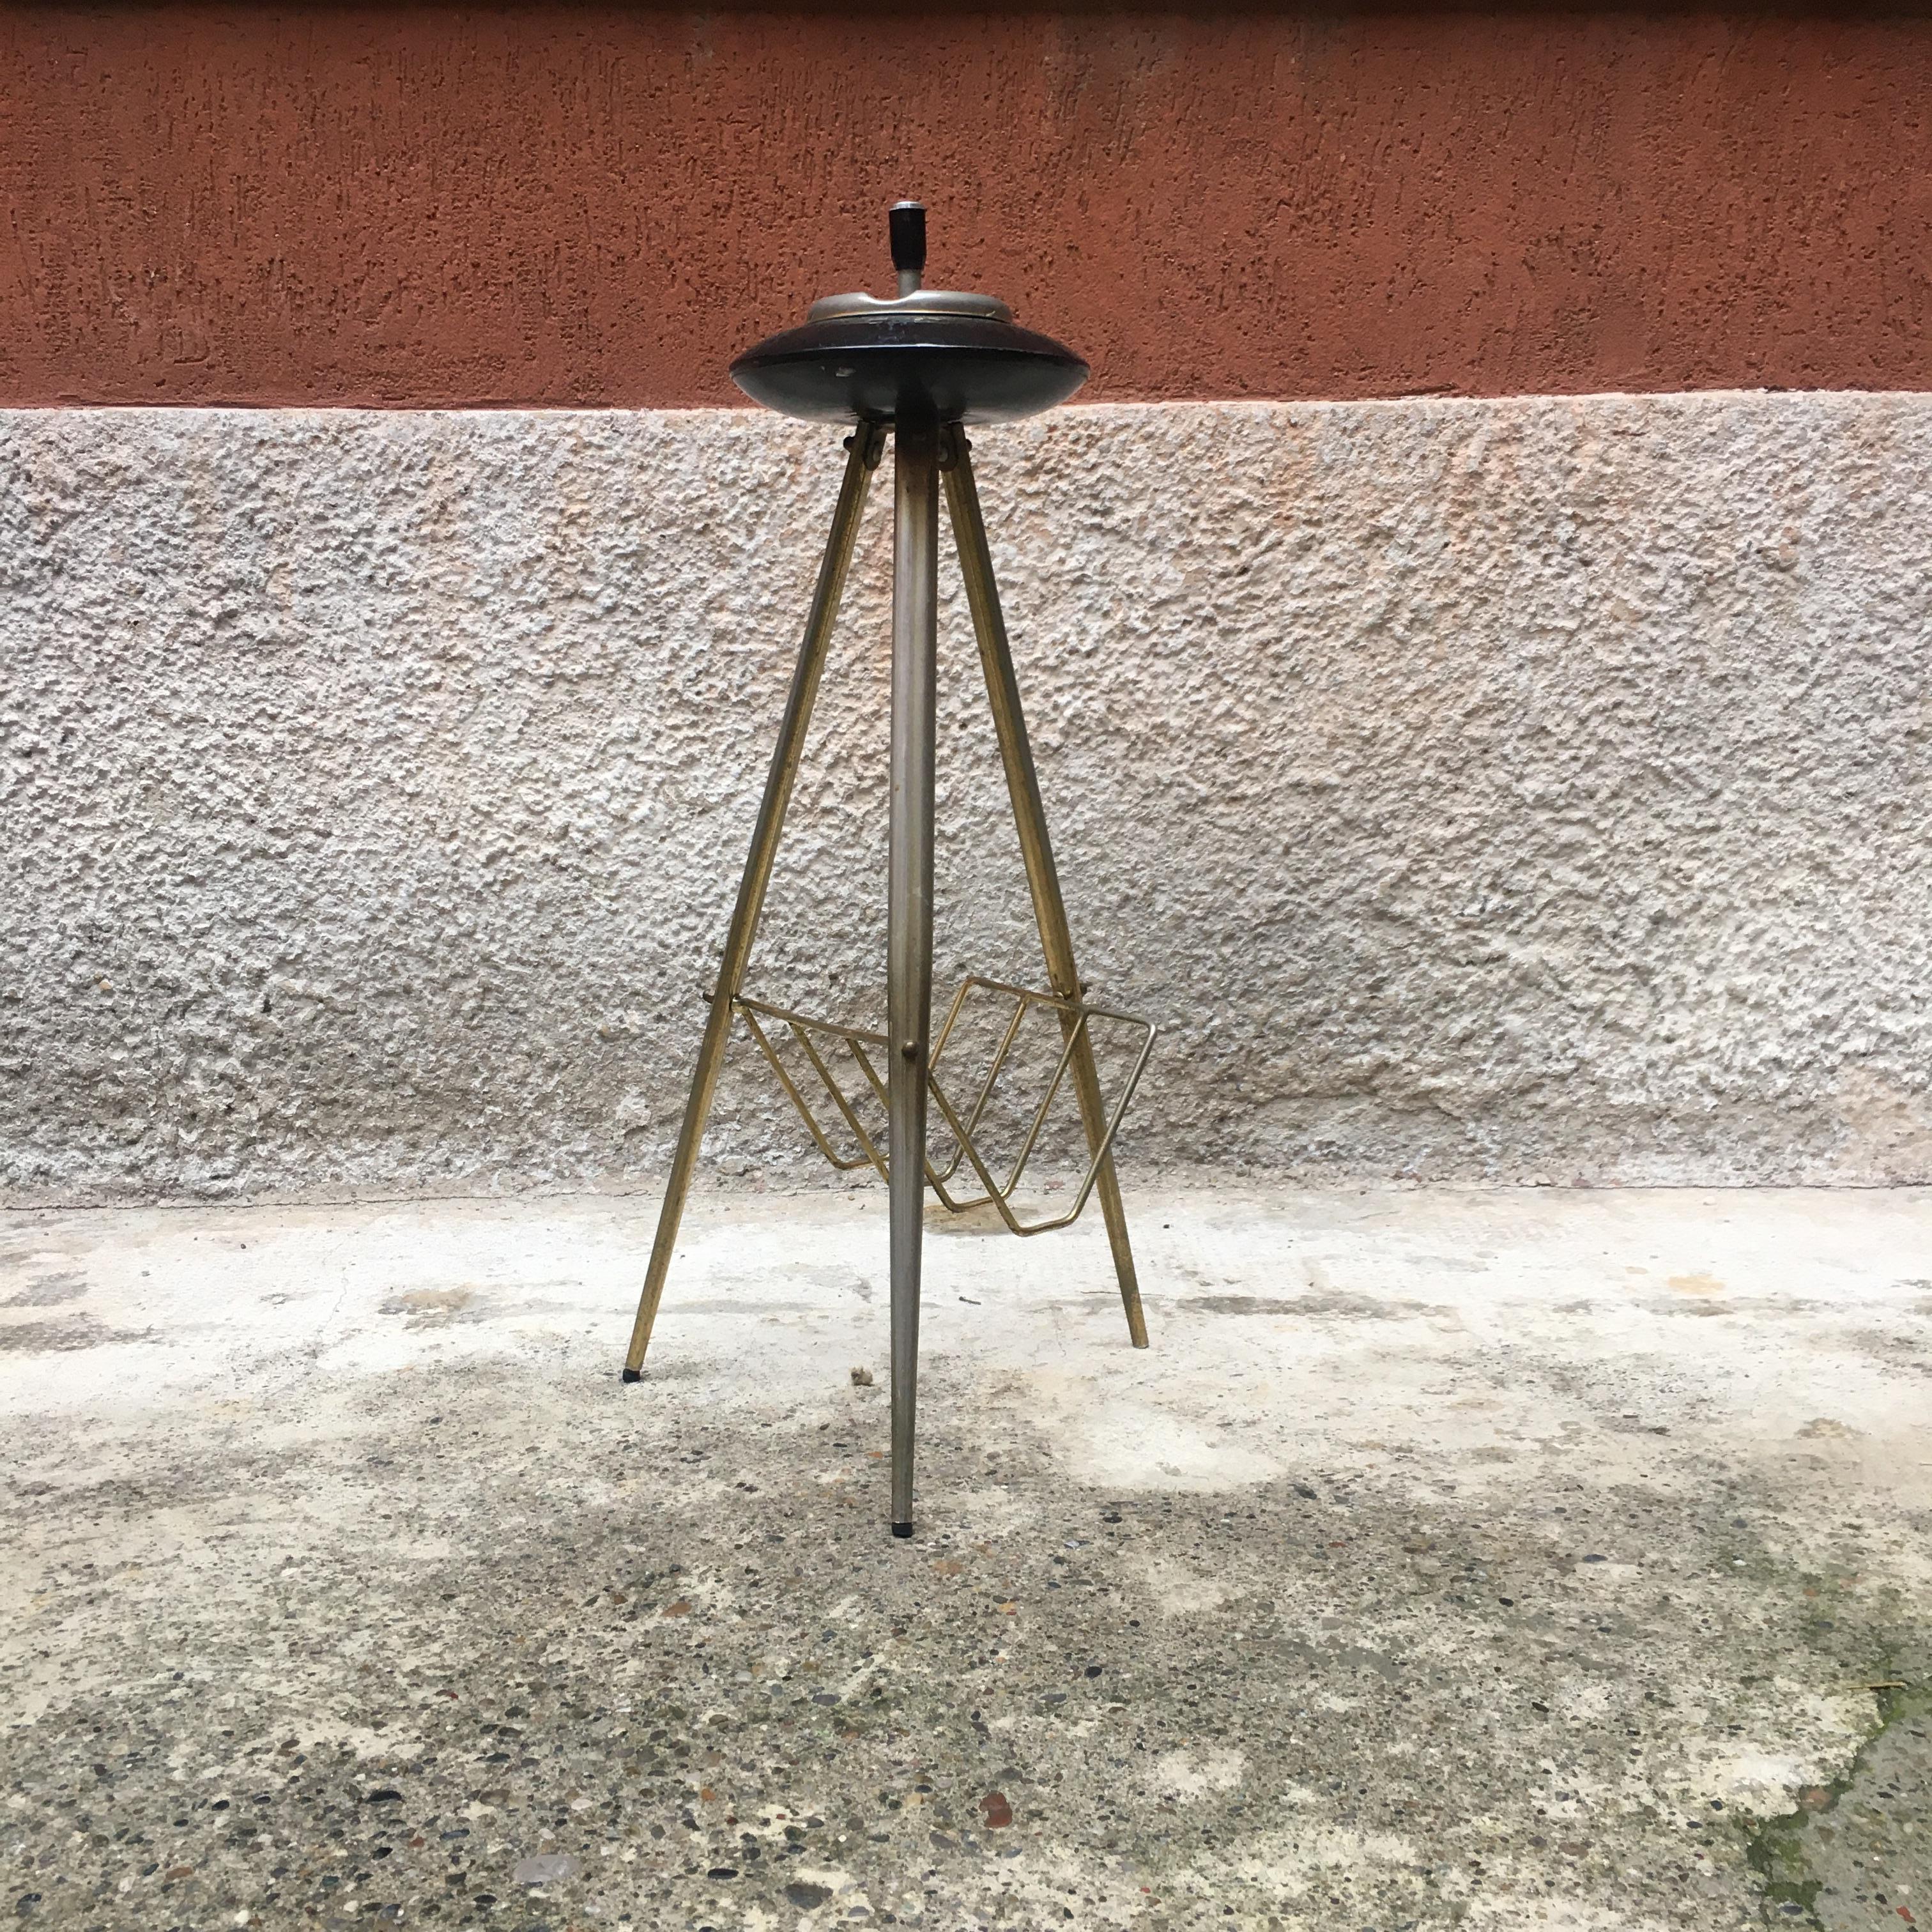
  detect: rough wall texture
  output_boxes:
[3,7,1931,408]
[3,394,1929,1202]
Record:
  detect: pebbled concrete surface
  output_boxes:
[1,1182,1929,1929]
[4,395,1931,1202]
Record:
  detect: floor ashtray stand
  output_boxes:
[621,203,1154,1537]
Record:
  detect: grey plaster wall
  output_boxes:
[3,396,1928,1202]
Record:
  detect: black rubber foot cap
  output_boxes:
[620,1368,642,1383]
[891,1521,914,1539]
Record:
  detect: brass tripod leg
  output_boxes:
[622,422,885,1379]
[942,431,1151,1349]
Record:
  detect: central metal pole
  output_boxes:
[887,410,940,1538]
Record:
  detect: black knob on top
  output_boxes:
[889,201,927,277]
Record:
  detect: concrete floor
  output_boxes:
[2,1183,1928,1931]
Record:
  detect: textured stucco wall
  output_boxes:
[4,7,1932,407]
[3,395,1929,1202]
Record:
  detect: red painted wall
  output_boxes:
[3,8,1929,408]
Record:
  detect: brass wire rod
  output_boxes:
[790,1023,892,1179]
[926,977,1030,1183]
[930,977,1146,1208]
[735,991,889,1052]
[921,982,1156,1234]
[973,1000,1088,1201]
[737,1004,877,1174]
[733,993,891,1182]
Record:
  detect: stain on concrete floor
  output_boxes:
[1,1184,1928,1930]
[1747,1689,1931,1931]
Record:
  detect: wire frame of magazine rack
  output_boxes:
[735,975,1155,1235]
